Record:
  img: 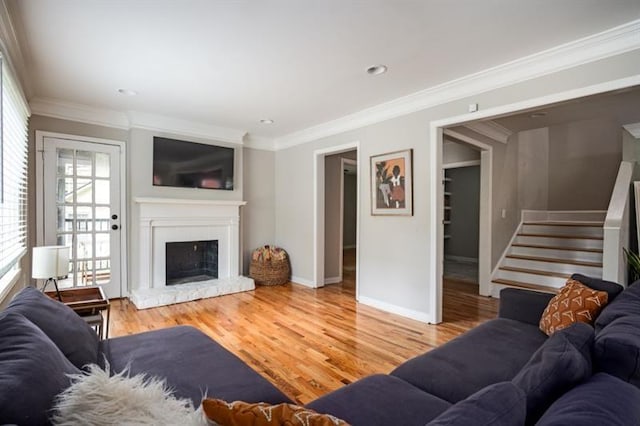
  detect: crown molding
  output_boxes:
[127,111,246,145]
[243,135,277,151]
[29,97,248,144]
[30,97,130,128]
[275,19,640,149]
[0,0,32,105]
[624,122,640,139]
[464,121,512,144]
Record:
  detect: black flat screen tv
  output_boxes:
[153,137,235,190]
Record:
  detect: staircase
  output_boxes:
[492,213,605,294]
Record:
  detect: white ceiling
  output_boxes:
[8,0,640,140]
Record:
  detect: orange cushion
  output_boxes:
[539,279,608,336]
[201,399,350,426]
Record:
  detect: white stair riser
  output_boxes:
[503,258,602,276]
[510,246,603,263]
[496,269,568,287]
[521,224,603,237]
[515,235,603,250]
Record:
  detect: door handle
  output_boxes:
[111,214,118,220]
[111,224,119,230]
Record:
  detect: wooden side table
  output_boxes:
[46,286,110,339]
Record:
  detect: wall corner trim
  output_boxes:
[623,122,640,139]
[358,295,432,323]
[274,19,640,149]
[290,276,315,288]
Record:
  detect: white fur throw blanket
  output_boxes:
[52,363,208,426]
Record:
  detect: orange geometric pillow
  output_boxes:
[539,278,608,336]
[201,399,350,426]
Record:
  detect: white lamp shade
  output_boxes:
[32,246,70,279]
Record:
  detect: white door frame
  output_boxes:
[35,131,128,298]
[339,158,358,282]
[313,141,360,294]
[428,75,640,324]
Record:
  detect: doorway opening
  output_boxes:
[313,142,360,297]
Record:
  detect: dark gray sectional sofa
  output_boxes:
[2,274,640,425]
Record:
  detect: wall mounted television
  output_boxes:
[153,137,234,190]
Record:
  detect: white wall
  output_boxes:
[274,49,640,321]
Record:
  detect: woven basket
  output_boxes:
[249,245,290,286]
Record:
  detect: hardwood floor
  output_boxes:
[110,273,497,405]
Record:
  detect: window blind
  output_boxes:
[0,54,29,279]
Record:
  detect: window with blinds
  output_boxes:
[0,54,29,282]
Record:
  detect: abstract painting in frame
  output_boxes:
[370,149,413,216]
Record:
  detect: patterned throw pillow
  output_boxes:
[539,279,608,336]
[201,399,350,426]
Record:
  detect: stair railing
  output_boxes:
[602,161,635,285]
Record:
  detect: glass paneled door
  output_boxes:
[41,137,122,298]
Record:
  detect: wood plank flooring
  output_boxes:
[110,272,497,405]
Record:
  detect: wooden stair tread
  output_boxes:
[492,279,559,294]
[518,233,603,241]
[511,243,603,253]
[499,266,571,278]
[506,254,602,268]
[523,221,604,227]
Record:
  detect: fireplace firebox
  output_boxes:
[165,240,218,285]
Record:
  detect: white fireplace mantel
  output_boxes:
[130,197,254,309]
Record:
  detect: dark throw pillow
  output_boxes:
[570,273,623,301]
[5,286,99,368]
[512,322,594,425]
[426,382,526,426]
[0,312,81,425]
[594,315,640,386]
[594,280,640,331]
[536,373,640,426]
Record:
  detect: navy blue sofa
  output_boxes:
[308,274,640,425]
[2,275,640,425]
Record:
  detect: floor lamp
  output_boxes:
[32,246,70,302]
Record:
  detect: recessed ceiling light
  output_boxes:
[260,119,274,124]
[117,88,138,96]
[530,112,547,118]
[366,65,388,75]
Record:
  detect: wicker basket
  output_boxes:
[249,245,290,286]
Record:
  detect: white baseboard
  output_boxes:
[324,276,342,285]
[343,245,357,249]
[444,255,478,264]
[358,295,432,324]
[290,275,315,288]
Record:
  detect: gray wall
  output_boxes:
[443,139,480,165]
[274,49,640,318]
[242,148,276,274]
[128,128,244,291]
[547,118,621,210]
[4,115,129,307]
[343,173,357,248]
[324,150,357,280]
[517,128,550,211]
[445,166,480,260]
[1,116,273,306]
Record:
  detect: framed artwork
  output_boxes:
[370,149,413,216]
